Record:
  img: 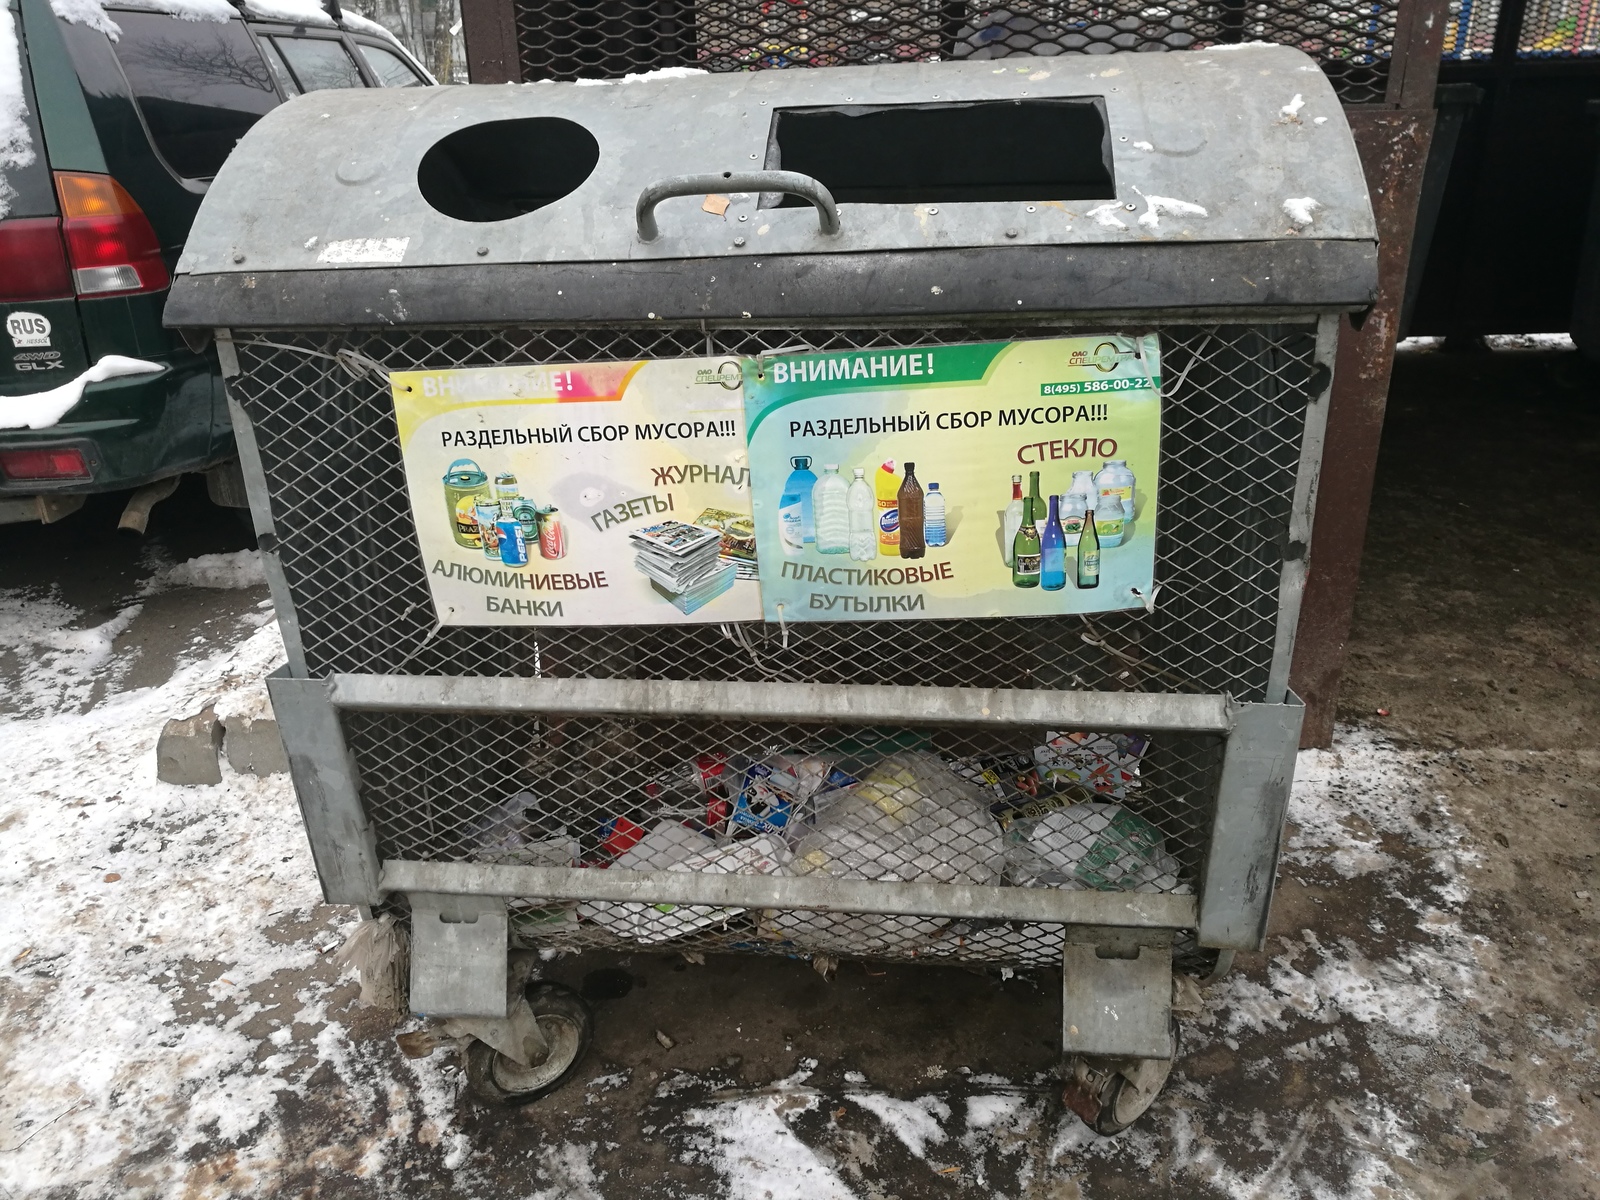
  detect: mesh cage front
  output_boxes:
[231,321,1320,702]
[348,710,1222,962]
[509,0,1396,107]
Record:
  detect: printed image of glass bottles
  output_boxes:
[1001,474,1024,567]
[1077,502,1101,589]
[1095,459,1137,531]
[1012,477,1041,588]
[1040,493,1066,590]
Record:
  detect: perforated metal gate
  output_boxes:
[228,319,1326,965]
[509,0,1397,105]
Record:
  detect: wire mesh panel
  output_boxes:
[1442,0,1501,57]
[1517,0,1600,54]
[509,0,1397,106]
[230,321,1321,702]
[345,709,1223,962]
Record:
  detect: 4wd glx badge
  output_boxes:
[6,312,52,348]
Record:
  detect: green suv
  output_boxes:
[1,0,430,528]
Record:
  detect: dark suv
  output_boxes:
[1,0,430,528]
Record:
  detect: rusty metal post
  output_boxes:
[460,0,521,81]
[1289,0,1450,748]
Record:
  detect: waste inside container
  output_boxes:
[165,45,1375,1127]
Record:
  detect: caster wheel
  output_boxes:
[1062,1018,1179,1137]
[465,981,593,1107]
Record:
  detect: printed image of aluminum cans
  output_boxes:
[538,507,567,559]
[476,502,504,559]
[497,518,529,567]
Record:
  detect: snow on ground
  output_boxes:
[0,558,1498,1197]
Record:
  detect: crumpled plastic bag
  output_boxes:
[763,752,1005,955]
[1003,802,1189,894]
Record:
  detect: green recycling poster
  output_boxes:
[740,335,1161,623]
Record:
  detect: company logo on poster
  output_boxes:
[741,336,1161,624]
[390,357,762,626]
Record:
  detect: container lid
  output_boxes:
[167,45,1377,328]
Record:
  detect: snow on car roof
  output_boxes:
[49,0,405,49]
[0,8,35,220]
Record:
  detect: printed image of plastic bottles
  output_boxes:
[848,468,877,561]
[786,456,818,543]
[1077,506,1101,589]
[898,462,926,559]
[1095,459,1137,523]
[1002,474,1024,567]
[1059,490,1088,547]
[1040,493,1066,590]
[812,464,850,554]
[779,491,806,555]
[875,460,900,550]
[1012,487,1041,588]
[925,482,947,547]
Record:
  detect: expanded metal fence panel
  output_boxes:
[510,0,1396,106]
[346,710,1222,961]
[1442,0,1501,57]
[1517,0,1600,54]
[230,321,1320,703]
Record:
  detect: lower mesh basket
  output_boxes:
[348,712,1223,965]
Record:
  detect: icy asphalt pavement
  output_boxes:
[0,392,1597,1200]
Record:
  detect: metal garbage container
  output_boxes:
[166,44,1375,1127]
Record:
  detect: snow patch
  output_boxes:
[1086,202,1127,229]
[0,593,141,717]
[1131,139,1154,151]
[686,1091,859,1200]
[1136,193,1208,230]
[0,356,164,431]
[570,65,708,85]
[1283,196,1320,227]
[0,8,34,220]
[49,0,401,44]
[147,549,267,592]
[524,1142,606,1200]
[850,1093,948,1159]
[317,236,409,265]
[1280,93,1306,120]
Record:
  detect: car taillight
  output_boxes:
[0,218,74,302]
[53,172,169,297]
[0,447,93,482]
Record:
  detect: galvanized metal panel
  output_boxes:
[164,242,1377,329]
[408,892,509,1017]
[1062,940,1175,1058]
[1196,695,1304,951]
[265,668,383,905]
[381,858,1199,926]
[329,673,1233,733]
[175,45,1374,281]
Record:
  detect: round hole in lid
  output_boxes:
[418,117,599,223]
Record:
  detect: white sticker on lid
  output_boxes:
[6,312,51,348]
[316,237,410,265]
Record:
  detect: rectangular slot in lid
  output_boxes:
[764,97,1115,207]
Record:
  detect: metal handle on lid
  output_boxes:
[635,171,841,242]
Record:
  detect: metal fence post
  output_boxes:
[1291,0,1451,747]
